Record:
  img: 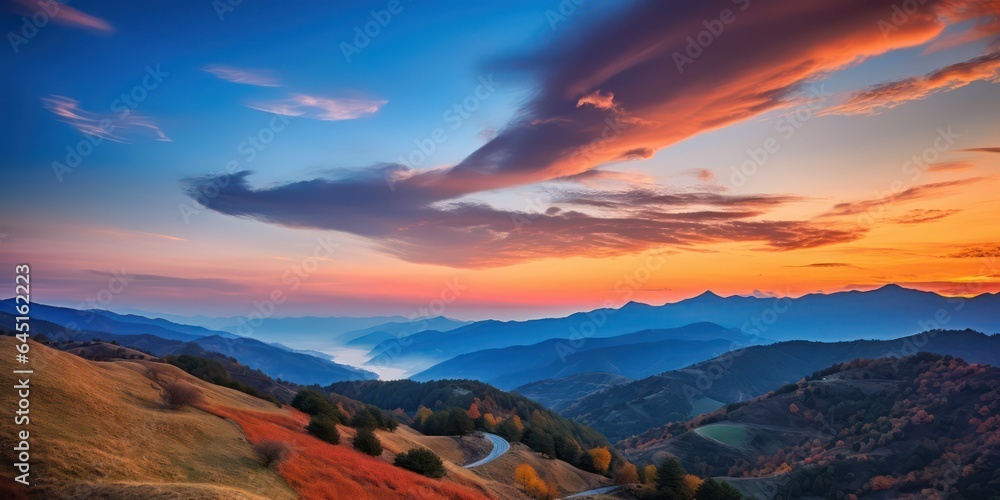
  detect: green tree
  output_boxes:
[695,478,742,500]
[352,427,383,456]
[292,389,343,422]
[306,415,340,444]
[656,458,688,498]
[394,448,446,478]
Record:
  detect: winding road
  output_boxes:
[561,485,622,498]
[463,432,510,468]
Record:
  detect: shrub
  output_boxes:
[254,439,290,467]
[307,415,341,445]
[695,477,742,500]
[292,389,343,422]
[657,458,688,498]
[353,427,383,456]
[162,380,202,408]
[394,448,446,478]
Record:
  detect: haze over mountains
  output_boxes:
[367,285,1000,375]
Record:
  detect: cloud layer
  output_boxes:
[186,0,1000,268]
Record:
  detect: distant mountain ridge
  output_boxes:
[413,323,757,389]
[339,316,470,348]
[366,286,1000,373]
[0,305,376,385]
[0,299,237,341]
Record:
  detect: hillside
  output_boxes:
[621,354,1000,499]
[0,336,499,499]
[413,323,749,389]
[326,379,621,472]
[560,330,1000,442]
[365,287,1000,373]
[514,372,633,412]
[0,336,294,498]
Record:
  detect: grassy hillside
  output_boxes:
[622,353,1000,499]
[0,336,294,499]
[0,337,494,499]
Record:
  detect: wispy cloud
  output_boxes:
[11,0,113,33]
[203,65,281,87]
[887,208,961,224]
[41,95,170,143]
[962,146,1000,154]
[822,178,985,217]
[248,93,386,121]
[789,263,860,269]
[927,161,975,173]
[826,51,1000,115]
[87,271,248,292]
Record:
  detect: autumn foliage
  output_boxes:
[201,403,487,499]
[587,446,612,474]
[514,463,558,500]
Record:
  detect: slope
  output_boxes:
[0,337,492,499]
[562,329,1000,442]
[622,354,1000,499]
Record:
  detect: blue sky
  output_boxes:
[2,0,999,319]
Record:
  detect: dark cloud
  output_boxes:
[947,244,1000,259]
[962,146,1000,153]
[187,170,862,267]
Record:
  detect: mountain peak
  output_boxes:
[693,290,723,300]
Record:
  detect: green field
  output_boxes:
[694,424,747,448]
[688,397,725,418]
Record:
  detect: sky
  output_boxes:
[1,0,999,320]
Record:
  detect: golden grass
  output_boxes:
[0,338,294,498]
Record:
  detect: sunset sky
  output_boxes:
[2,0,999,320]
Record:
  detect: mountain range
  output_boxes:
[413,323,758,389]
[365,286,1000,375]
